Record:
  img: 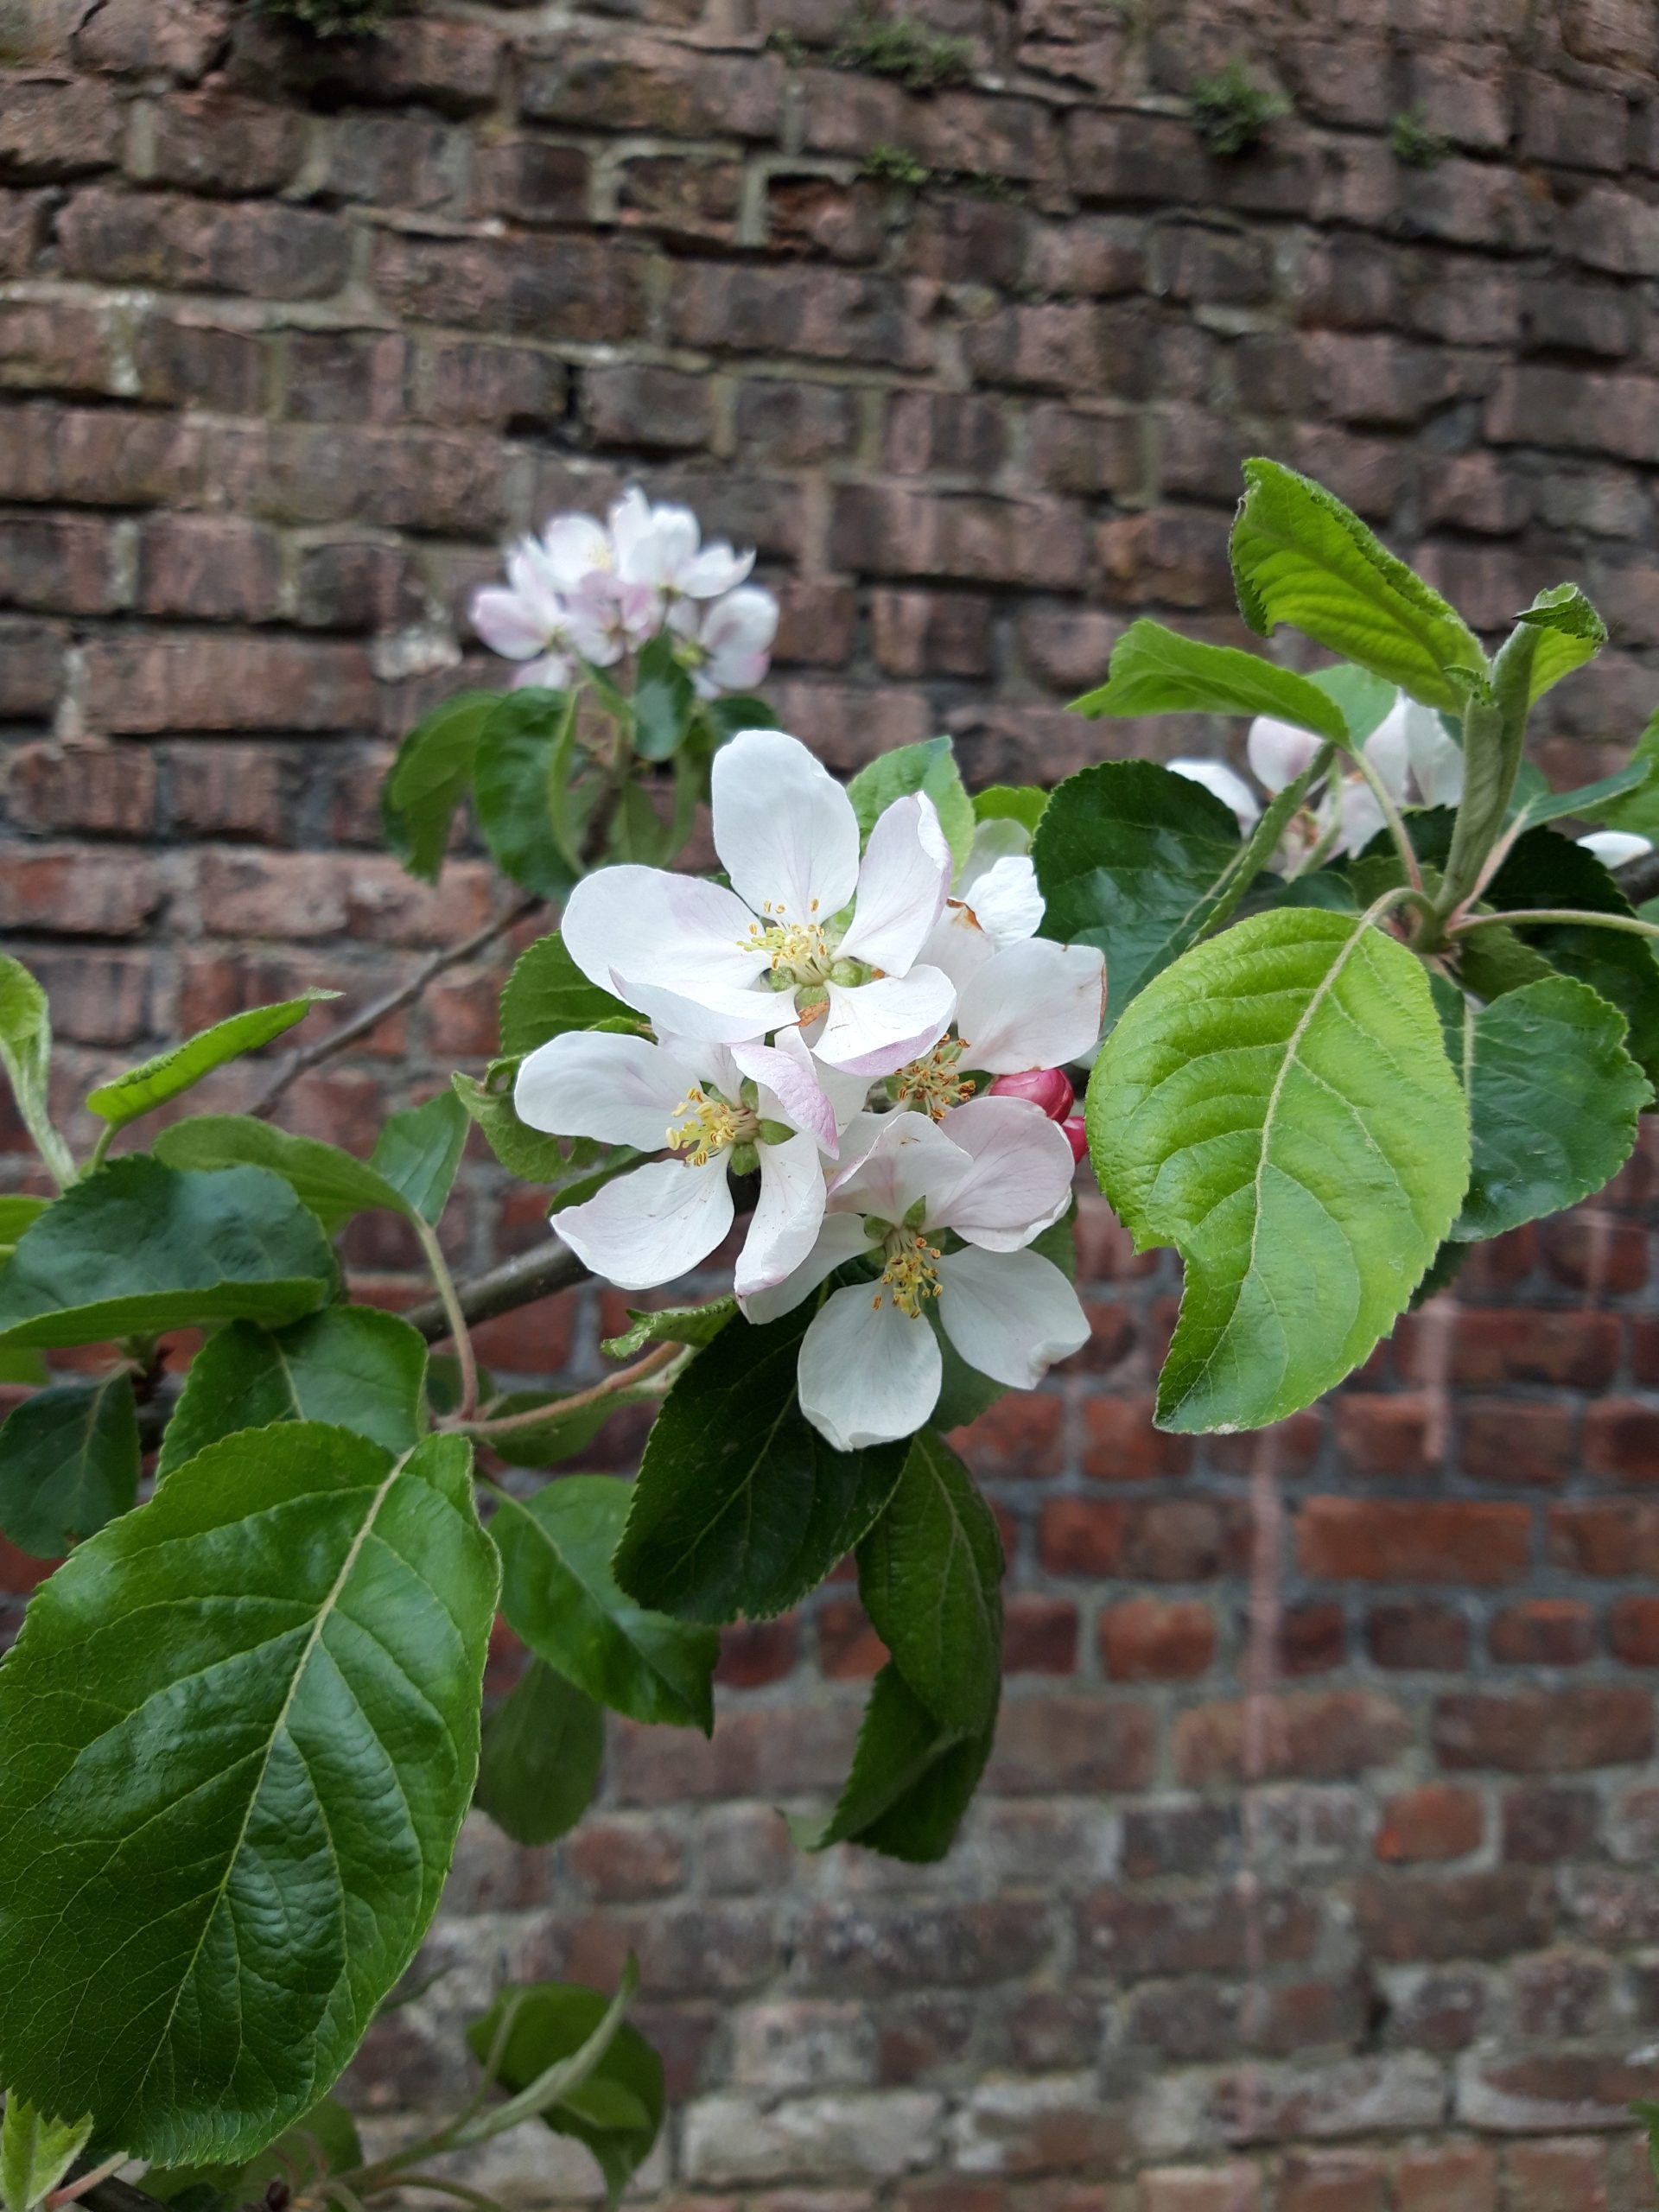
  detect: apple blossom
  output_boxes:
[670,586,779,700]
[610,486,754,601]
[1580,829,1652,869]
[1168,757,1262,833]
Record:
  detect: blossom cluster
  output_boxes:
[470,487,780,700]
[514,731,1105,1451]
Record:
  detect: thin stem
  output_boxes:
[413,1216,479,1420]
[1452,906,1659,941]
[454,1342,681,1439]
[250,894,540,1121]
[401,1237,590,1344]
[48,2158,127,2209]
[1351,747,1423,895]
[82,1124,114,1179]
[393,2178,512,2212]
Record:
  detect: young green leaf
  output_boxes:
[499,933,634,1059]
[1448,976,1649,1242]
[1303,662,1398,743]
[157,1307,429,1475]
[613,1300,907,1624]
[632,634,696,763]
[380,689,498,884]
[973,785,1048,836]
[489,1477,718,1732]
[857,1429,1002,1736]
[464,1984,664,2208]
[792,1663,994,1864]
[370,1090,469,1226]
[1090,905,1470,1433]
[0,1426,498,2164]
[1230,458,1485,711]
[0,2100,93,2212]
[846,738,975,871]
[476,1660,605,1848]
[1070,620,1351,746]
[0,1198,47,1255]
[0,1374,139,1559]
[85,992,340,1132]
[0,958,74,1190]
[601,1297,736,1362]
[152,1116,410,1234]
[474,689,583,899]
[0,1160,334,1350]
[1511,760,1651,832]
[1596,709,1659,841]
[1514,582,1607,706]
[1032,760,1248,1017]
[452,1072,575,1183]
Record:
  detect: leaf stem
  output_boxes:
[412,1217,480,1420]
[1451,906,1659,941]
[82,1123,114,1179]
[454,1341,682,1438]
[1351,745,1423,895]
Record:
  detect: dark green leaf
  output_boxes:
[0,1375,138,1559]
[0,958,73,1189]
[1512,760,1652,831]
[700,695,775,745]
[847,738,976,871]
[632,634,696,763]
[1410,1238,1469,1308]
[370,1090,469,1226]
[1448,975,1649,1241]
[466,1984,664,2209]
[973,785,1047,836]
[601,1297,736,1361]
[1230,458,1486,711]
[477,1660,605,1848]
[157,1307,429,1476]
[453,1071,574,1183]
[152,1116,410,1234]
[142,2097,364,2212]
[615,1299,907,1624]
[381,689,498,885]
[86,993,339,1132]
[858,1429,1002,1734]
[499,934,635,1059]
[491,1477,717,1731]
[1515,582,1607,705]
[0,1425,499,2163]
[474,689,582,899]
[792,1663,994,1863]
[1071,619,1351,746]
[0,1160,334,1349]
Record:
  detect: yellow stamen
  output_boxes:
[742,912,834,983]
[665,1084,757,1166]
[894,1037,976,1121]
[872,1225,944,1319]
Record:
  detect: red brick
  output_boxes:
[1098,1598,1214,1683]
[520,37,782,137]
[1581,1401,1659,1484]
[0,78,123,179]
[1500,2139,1610,2210]
[60,188,351,300]
[584,364,713,453]
[1396,2145,1497,2212]
[137,516,282,623]
[0,515,118,614]
[1550,1502,1659,1578]
[0,846,162,935]
[1174,1690,1412,1786]
[832,485,1087,589]
[982,1695,1155,1794]
[1434,1688,1653,1773]
[1374,1784,1484,1865]
[1003,1597,1077,1675]
[82,635,375,735]
[73,0,232,79]
[1396,1309,1619,1389]
[1039,1497,1125,1575]
[818,1598,884,1681]
[0,296,111,396]
[1354,1867,1554,1962]
[372,232,645,341]
[1078,1882,1318,1980]
[566,1816,684,1902]
[714,1619,798,1690]
[1332,1393,1437,1478]
[6,742,156,836]
[1489,1600,1595,1667]
[1298,1500,1531,1586]
[1081,1396,1192,1480]
[671,264,935,372]
[949,1392,1064,1480]
[872,591,995,680]
[1277,2152,1388,2212]
[1609,1597,1659,1665]
[148,89,308,194]
[1275,1604,1347,1677]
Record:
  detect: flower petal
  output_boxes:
[955,938,1107,1075]
[1401,699,1465,808]
[838,794,952,973]
[1245,718,1323,798]
[730,1037,838,1154]
[736,1130,829,1300]
[471,585,551,660]
[798,1284,943,1451]
[1171,757,1262,830]
[918,900,998,991]
[1580,829,1653,868]
[539,512,613,593]
[711,728,860,927]
[828,1109,970,1225]
[553,1155,734,1291]
[764,1023,871,1144]
[739,1213,870,1325]
[515,1030,698,1150]
[1363,694,1412,800]
[931,1094,1077,1250]
[964,854,1045,948]
[560,864,775,1041]
[682,542,755,596]
[957,817,1032,898]
[815,966,956,1078]
[937,1244,1089,1389]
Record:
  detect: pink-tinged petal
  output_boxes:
[538,512,612,593]
[918,900,998,991]
[761,1024,870,1146]
[828,1110,969,1225]
[515,1030,698,1150]
[553,1155,734,1291]
[1246,718,1322,797]
[711,727,861,929]
[1170,757,1262,830]
[955,938,1107,1075]
[1580,830,1653,868]
[471,585,551,660]
[735,1130,829,1300]
[815,966,955,1078]
[936,1245,1089,1389]
[702,586,779,657]
[740,1213,870,1326]
[963,854,1044,948]
[1363,693,1412,801]
[730,1038,838,1154]
[1334,776,1386,857]
[989,1067,1075,1121]
[798,1284,943,1451]
[931,1094,1076,1250]
[682,542,755,596]
[511,651,575,691]
[839,794,952,974]
[603,489,652,575]
[560,865,774,1040]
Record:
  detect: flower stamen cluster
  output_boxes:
[665,1085,759,1166]
[874,1224,944,1317]
[894,1039,976,1119]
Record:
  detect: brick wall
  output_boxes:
[5,0,1659,2200]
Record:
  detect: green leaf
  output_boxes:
[381,689,498,885]
[85,994,339,1132]
[1512,760,1652,831]
[791,1663,994,1864]
[149,2094,368,2212]
[973,785,1048,836]
[601,1297,736,1362]
[700,695,775,745]
[614,1300,908,1624]
[1304,662,1398,743]
[0,1160,334,1350]
[490,1477,717,1732]
[0,1426,499,2164]
[857,1429,1003,1735]
[152,1116,410,1235]
[632,635,696,764]
[465,1983,663,2209]
[476,1660,604,1848]
[1032,760,1246,1017]
[1230,458,1486,712]
[474,690,582,899]
[1598,709,1659,840]
[0,959,73,1189]
[0,1375,139,1559]
[1448,975,1649,1242]
[1070,618,1351,746]
[1,2100,93,2212]
[157,1307,429,1476]
[452,1071,575,1184]
[0,1199,47,1256]
[499,934,634,1059]
[847,738,976,872]
[1090,905,1470,1433]
[1514,582,1607,706]
[370,1090,469,1226]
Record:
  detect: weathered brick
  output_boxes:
[59,188,352,300]
[1434,1688,1653,1773]
[1098,1597,1214,1682]
[521,38,782,137]
[1299,1500,1532,1586]
[373,232,645,341]
[147,90,308,195]
[6,741,156,836]
[137,516,283,623]
[1173,1691,1411,1785]
[585,364,714,453]
[831,486,1086,589]
[0,76,122,179]
[0,844,162,935]
[83,635,376,734]
[670,265,937,372]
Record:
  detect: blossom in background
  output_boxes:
[670,588,779,701]
[1580,830,1652,869]
[560,729,958,1077]
[611,486,753,601]
[741,1103,1088,1450]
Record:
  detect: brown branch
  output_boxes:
[455,1340,679,1435]
[1615,849,1659,907]
[249,893,541,1121]
[402,1236,591,1343]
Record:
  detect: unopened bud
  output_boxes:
[1060,1116,1087,1166]
[989,1067,1075,1122]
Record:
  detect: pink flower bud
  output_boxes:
[989,1067,1075,1122]
[1060,1116,1088,1166]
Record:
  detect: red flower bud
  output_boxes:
[988,1067,1075,1122]
[1060,1116,1088,1166]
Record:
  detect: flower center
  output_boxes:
[894,1038,976,1120]
[743,903,836,987]
[665,1085,759,1166]
[874,1224,943,1319]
